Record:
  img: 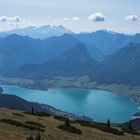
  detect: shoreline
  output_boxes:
[2,82,140,104]
[1,82,140,105]
[0,75,140,104]
[1,83,140,122]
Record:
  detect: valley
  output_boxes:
[1,76,140,104]
[0,0,140,139]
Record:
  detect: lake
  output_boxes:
[1,85,139,123]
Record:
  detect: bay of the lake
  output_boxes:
[1,85,139,123]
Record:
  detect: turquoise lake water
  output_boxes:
[1,85,139,123]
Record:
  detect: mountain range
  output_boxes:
[74,30,140,55]
[0,33,101,73]
[91,43,140,85]
[1,26,140,56]
[6,41,140,85]
[1,29,140,85]
[7,43,95,79]
[0,25,72,39]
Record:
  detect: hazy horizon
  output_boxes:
[0,0,139,33]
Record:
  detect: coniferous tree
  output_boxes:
[35,132,41,140]
[106,119,111,128]
[65,119,70,126]
[26,136,34,140]
[128,120,133,130]
[31,107,34,115]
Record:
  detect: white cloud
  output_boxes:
[63,17,80,21]
[12,16,21,22]
[88,12,106,22]
[125,15,138,21]
[64,17,71,21]
[72,17,80,21]
[0,16,35,31]
[0,16,21,23]
[0,16,8,22]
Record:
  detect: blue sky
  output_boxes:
[0,0,140,33]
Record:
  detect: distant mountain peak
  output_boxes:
[0,25,73,39]
[56,43,90,59]
[127,42,140,47]
[36,25,52,30]
[5,33,31,41]
[7,42,95,78]
[95,29,118,34]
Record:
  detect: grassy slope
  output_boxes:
[0,108,139,140]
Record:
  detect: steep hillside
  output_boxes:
[7,43,96,79]
[0,94,45,112]
[91,43,140,85]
